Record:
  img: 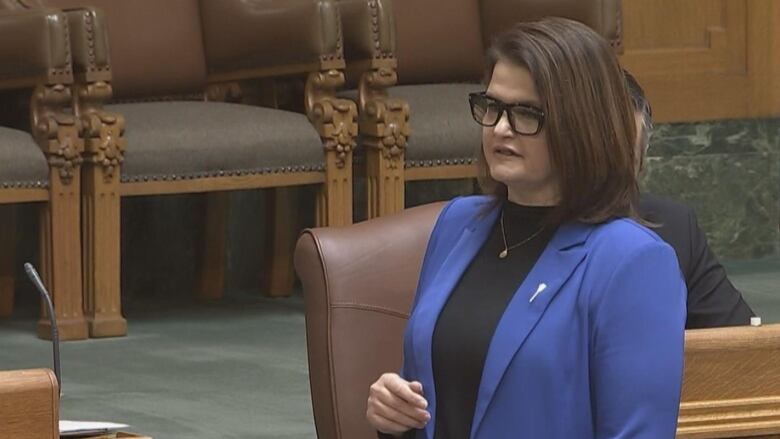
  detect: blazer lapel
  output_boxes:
[469,222,593,438]
[412,206,499,439]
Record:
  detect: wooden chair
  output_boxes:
[6,0,357,337]
[295,202,780,439]
[0,8,88,340]
[340,0,622,218]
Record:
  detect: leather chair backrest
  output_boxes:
[393,0,622,85]
[294,202,445,439]
[393,0,485,84]
[33,0,207,98]
[479,0,623,53]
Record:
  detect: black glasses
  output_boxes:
[468,92,545,136]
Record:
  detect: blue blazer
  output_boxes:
[401,196,686,439]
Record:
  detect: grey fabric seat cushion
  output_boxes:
[0,126,48,188]
[391,83,483,168]
[107,101,325,182]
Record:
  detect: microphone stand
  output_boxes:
[23,262,61,399]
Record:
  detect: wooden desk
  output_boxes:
[0,368,58,439]
[678,324,780,438]
[0,368,153,439]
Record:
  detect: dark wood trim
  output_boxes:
[404,164,478,181]
[119,172,325,197]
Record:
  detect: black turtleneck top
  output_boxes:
[430,201,556,439]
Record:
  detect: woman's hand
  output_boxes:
[367,373,431,435]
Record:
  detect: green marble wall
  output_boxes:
[404,118,780,260]
[640,118,780,260]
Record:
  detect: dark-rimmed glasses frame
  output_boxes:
[468,92,545,136]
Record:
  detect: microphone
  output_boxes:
[23,262,61,398]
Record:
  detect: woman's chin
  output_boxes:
[489,166,526,186]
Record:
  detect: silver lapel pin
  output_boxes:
[529,283,547,303]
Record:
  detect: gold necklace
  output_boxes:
[498,210,545,259]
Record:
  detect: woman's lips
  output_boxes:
[493,144,521,157]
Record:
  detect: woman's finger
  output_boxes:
[384,375,428,409]
[373,388,430,425]
[370,396,428,430]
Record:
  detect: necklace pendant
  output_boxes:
[499,249,508,259]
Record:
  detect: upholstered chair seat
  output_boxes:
[108,102,326,181]
[391,83,482,168]
[0,127,49,188]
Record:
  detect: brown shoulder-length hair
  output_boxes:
[478,17,640,226]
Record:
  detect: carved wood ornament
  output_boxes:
[30,84,83,184]
[305,69,358,169]
[74,81,125,182]
[358,65,410,169]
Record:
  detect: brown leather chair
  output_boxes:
[0,8,88,340]
[295,203,780,439]
[2,0,358,337]
[295,202,444,438]
[338,0,622,218]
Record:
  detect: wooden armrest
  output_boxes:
[0,368,59,439]
[0,8,72,89]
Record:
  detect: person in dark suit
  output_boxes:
[625,71,755,328]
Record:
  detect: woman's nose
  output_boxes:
[493,110,514,136]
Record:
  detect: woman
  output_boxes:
[366,18,686,439]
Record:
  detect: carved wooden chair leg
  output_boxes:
[366,147,404,219]
[306,69,357,227]
[81,164,126,338]
[0,205,16,317]
[32,83,88,341]
[198,192,228,301]
[319,152,354,227]
[262,187,297,297]
[77,81,127,338]
[38,187,88,340]
[358,66,409,219]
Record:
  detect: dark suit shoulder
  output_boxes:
[638,193,695,271]
[639,193,755,328]
[639,193,694,227]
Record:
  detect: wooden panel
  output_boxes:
[677,324,780,438]
[620,0,780,122]
[404,164,477,181]
[0,369,58,439]
[0,189,48,203]
[119,172,325,197]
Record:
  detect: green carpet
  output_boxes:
[0,295,315,439]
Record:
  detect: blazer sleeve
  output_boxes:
[379,200,464,439]
[400,197,460,380]
[684,208,755,328]
[590,241,687,439]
